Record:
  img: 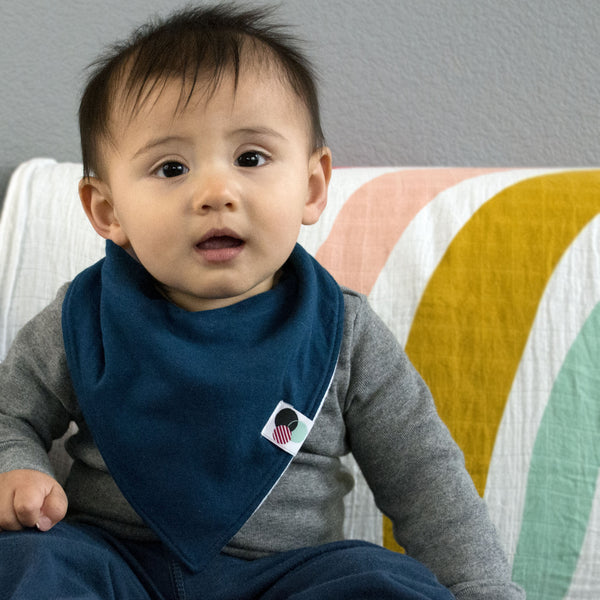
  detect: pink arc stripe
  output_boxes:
[316,168,502,294]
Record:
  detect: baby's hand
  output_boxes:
[0,469,67,532]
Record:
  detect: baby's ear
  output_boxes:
[79,177,129,247]
[302,147,332,226]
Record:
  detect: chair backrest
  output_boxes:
[0,159,104,358]
[2,158,600,598]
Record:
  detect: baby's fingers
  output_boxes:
[0,498,24,532]
[12,483,47,529]
[37,483,68,531]
[0,470,68,532]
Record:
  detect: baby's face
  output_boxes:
[88,68,330,311]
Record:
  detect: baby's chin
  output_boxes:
[156,278,277,313]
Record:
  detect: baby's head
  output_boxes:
[78,4,332,312]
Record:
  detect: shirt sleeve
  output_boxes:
[0,284,75,477]
[342,292,525,600]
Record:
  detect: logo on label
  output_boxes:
[261,401,314,456]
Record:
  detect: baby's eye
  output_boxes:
[155,161,189,178]
[235,151,268,168]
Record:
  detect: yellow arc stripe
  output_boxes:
[406,170,600,494]
[384,170,600,550]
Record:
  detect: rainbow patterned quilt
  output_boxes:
[1,161,599,598]
[299,167,600,599]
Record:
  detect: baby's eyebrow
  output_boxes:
[132,135,192,159]
[233,126,287,141]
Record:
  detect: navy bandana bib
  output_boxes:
[62,241,344,572]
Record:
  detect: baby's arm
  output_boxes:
[0,469,67,531]
[342,293,524,599]
[0,286,75,533]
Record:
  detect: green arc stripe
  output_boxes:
[512,302,600,599]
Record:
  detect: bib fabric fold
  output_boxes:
[62,241,344,572]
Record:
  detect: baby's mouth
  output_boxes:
[196,235,244,251]
[195,229,245,262]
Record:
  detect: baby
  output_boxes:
[0,4,525,599]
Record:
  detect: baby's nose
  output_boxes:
[193,172,238,212]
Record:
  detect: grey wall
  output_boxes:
[2,0,600,205]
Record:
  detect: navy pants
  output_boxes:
[0,522,455,599]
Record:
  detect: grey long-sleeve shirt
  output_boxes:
[0,284,524,599]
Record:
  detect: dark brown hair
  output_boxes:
[79,3,325,178]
